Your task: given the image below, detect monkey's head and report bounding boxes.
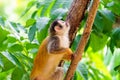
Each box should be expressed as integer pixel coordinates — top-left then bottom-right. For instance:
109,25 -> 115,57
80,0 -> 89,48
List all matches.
49,20 -> 70,36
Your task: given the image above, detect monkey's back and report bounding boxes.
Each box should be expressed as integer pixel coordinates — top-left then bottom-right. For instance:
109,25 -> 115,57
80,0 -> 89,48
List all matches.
30,37 -> 64,80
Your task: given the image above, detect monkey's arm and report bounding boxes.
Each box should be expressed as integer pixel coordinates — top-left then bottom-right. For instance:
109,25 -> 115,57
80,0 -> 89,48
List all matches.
62,48 -> 73,61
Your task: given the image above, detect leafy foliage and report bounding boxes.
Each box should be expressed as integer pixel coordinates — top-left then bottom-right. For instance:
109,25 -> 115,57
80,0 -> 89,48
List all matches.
0,0 -> 120,80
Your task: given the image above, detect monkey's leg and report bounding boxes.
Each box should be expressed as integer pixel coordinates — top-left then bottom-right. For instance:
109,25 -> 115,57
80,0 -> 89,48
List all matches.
49,67 -> 64,80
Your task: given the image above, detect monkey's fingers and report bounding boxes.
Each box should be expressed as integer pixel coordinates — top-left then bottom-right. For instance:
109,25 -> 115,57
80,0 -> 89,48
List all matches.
63,53 -> 73,61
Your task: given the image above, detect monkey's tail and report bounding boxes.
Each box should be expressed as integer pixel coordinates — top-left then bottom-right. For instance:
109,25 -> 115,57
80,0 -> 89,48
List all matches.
50,67 -> 64,80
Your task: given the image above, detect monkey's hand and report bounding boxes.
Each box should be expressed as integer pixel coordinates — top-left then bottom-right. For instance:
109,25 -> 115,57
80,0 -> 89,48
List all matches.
62,48 -> 73,61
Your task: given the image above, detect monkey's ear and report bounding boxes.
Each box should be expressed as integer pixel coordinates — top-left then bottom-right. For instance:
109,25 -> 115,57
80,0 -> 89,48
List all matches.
54,26 -> 61,32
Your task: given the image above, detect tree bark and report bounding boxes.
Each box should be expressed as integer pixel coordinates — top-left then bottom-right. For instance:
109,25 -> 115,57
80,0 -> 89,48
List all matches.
66,0 -> 90,43
64,0 -> 100,80
59,0 -> 89,67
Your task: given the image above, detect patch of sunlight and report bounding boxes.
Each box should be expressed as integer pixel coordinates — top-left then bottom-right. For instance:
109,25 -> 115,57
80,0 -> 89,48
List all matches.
87,47 -> 112,79
0,0 -> 29,22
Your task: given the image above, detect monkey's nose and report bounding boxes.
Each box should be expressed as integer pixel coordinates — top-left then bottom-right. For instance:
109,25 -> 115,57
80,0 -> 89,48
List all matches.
65,22 -> 68,27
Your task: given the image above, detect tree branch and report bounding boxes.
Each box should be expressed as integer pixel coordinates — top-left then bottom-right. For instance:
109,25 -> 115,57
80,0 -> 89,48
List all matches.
64,0 -> 100,80
59,0 -> 89,67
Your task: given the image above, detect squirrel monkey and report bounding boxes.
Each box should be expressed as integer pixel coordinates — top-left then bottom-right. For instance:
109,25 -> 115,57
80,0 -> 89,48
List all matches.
30,20 -> 73,80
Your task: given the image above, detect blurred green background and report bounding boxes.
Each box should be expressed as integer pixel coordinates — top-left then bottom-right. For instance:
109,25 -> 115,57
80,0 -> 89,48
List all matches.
0,0 -> 120,80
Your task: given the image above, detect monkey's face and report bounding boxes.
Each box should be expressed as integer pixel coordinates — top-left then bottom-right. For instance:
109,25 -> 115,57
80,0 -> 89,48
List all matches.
49,20 -> 70,35
55,20 -> 70,35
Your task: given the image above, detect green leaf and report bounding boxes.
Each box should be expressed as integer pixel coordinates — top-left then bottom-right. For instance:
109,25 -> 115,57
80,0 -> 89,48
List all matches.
73,71 -> 83,80
94,12 -> 104,32
31,10 -> 37,18
25,18 -> 36,27
71,34 -> 81,51
50,0 -> 64,13
112,28 -> 120,48
0,54 -> 4,68
8,44 -> 23,52
20,1 -> 36,17
10,22 -> 19,32
51,8 -> 68,20
99,10 -> 115,33
36,17 -> 50,31
90,32 -> 108,52
40,0 -> 53,16
14,52 -> 33,70
1,52 -> 22,69
77,63 -> 88,80
0,69 -> 14,80
99,9 -> 115,23
21,73 -> 30,80
62,0 -> 72,8
28,24 -> 37,42
114,65 -> 120,72
37,25 -> 48,43
110,28 -> 120,52
0,43 -> 8,52
0,27 -> 9,43
11,67 -> 24,80
106,0 -> 120,15
110,37 -> 115,53
7,36 -> 17,43
0,53 -> 15,71
36,1 -> 45,8
8,23 -> 26,39
93,9 -> 115,33
103,18 -> 113,33
36,18 -> 50,43
25,42 -> 39,50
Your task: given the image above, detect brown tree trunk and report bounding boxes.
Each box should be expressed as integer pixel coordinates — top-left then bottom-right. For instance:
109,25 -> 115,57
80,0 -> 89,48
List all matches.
59,0 -> 89,67
64,0 -> 100,80
66,0 -> 90,43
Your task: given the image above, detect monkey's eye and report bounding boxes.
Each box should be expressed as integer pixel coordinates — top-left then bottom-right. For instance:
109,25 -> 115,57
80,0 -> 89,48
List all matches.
59,25 -> 62,28
56,24 -> 62,28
